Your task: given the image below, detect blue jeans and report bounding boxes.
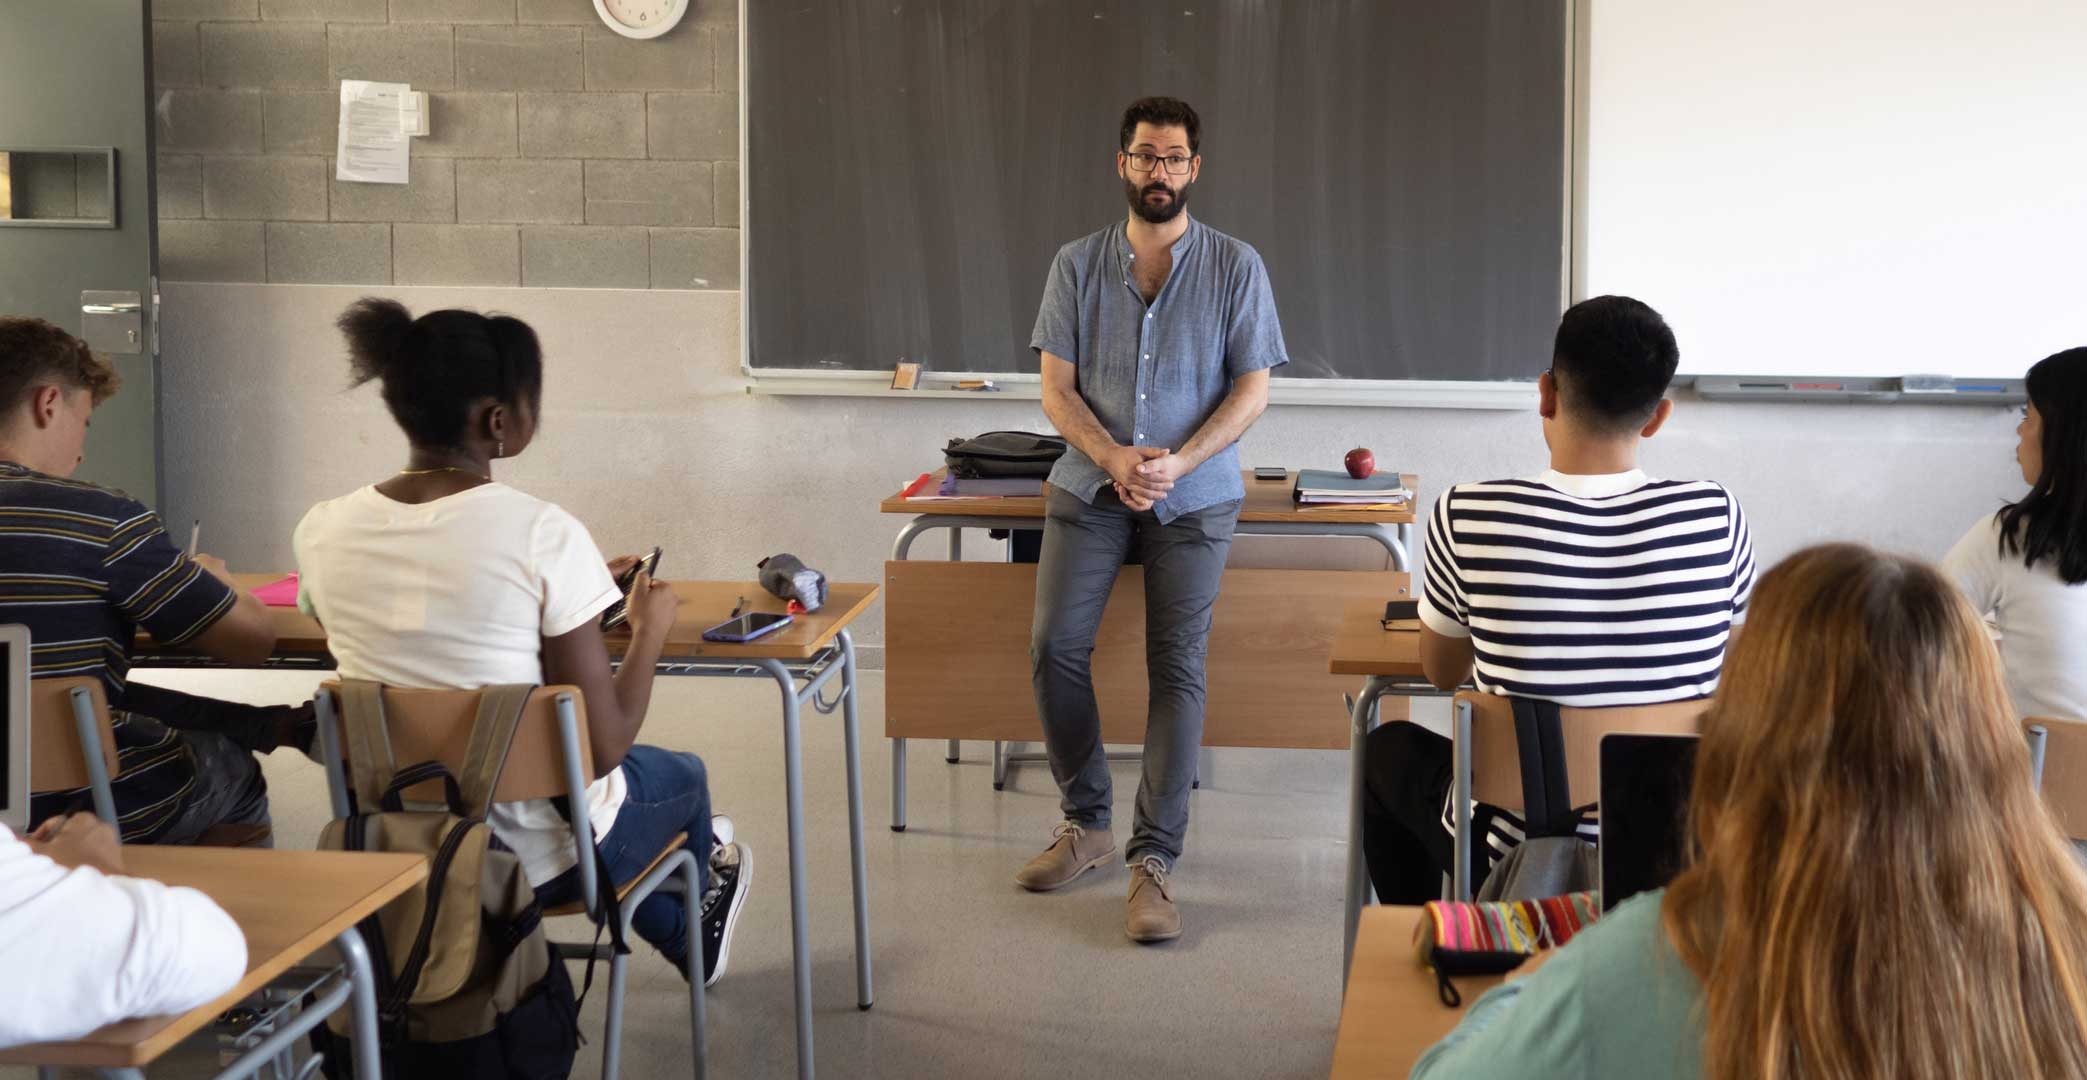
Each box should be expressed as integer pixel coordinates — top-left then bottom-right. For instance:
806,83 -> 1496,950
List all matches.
534,745 -> 712,965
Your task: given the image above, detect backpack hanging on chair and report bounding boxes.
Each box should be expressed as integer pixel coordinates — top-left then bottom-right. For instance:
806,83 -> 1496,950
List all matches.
312,680 -> 580,1080
1474,698 -> 1599,902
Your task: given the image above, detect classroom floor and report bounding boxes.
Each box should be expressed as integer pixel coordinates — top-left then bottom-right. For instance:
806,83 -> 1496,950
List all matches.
13,667 -> 1361,1080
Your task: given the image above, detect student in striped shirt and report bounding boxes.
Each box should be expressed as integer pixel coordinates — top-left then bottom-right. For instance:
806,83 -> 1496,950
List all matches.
0,317 -> 307,844
1362,296 -> 1755,902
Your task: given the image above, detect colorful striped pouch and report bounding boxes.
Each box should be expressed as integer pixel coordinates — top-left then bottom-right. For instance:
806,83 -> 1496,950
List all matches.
1410,893 -> 1601,1005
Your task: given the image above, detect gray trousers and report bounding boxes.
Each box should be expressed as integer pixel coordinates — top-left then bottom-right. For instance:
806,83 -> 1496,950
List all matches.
1030,484 -> 1240,868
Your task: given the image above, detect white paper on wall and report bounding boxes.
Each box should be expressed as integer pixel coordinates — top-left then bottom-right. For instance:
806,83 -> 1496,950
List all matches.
335,79 -> 411,185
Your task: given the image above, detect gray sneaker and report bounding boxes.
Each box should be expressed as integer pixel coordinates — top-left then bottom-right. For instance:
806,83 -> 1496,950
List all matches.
1014,821 -> 1117,892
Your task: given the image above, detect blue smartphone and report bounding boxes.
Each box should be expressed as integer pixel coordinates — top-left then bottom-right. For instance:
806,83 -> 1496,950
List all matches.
701,611 -> 793,643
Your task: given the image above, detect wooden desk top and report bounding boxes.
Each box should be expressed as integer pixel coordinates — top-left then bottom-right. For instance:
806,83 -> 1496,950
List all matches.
640,580 -> 881,662
879,469 -> 1417,524
171,575 -> 881,665
1328,586 -> 1428,678
0,847 -> 426,1069
1332,905 -> 1504,1079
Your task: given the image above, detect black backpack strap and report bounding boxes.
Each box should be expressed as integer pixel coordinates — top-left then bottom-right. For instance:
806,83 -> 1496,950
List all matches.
377,762 -> 465,816
1509,697 -> 1574,837
544,797 -> 634,1014
457,684 -> 535,820
340,814 -> 401,1011
379,818 -> 478,1016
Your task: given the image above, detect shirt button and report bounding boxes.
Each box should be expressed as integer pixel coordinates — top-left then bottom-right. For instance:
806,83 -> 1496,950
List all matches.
1137,433 -> 1146,440
1140,394 -> 1146,400
1146,313 -> 1153,319
1143,353 -> 1151,359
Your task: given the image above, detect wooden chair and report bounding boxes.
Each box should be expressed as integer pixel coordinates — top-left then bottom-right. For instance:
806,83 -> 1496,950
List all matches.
2025,716 -> 2087,841
314,682 -> 706,1080
27,676 -> 273,847
1449,691 -> 1707,898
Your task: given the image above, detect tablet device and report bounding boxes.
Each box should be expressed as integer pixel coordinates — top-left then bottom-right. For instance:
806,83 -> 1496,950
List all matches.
1597,732 -> 1699,912
0,624 -> 32,834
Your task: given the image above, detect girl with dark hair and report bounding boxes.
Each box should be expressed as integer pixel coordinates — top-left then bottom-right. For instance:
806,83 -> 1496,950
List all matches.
292,299 -> 752,986
1942,345 -> 2087,720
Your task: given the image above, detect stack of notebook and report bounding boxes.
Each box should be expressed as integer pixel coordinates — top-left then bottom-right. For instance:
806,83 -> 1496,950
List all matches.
1293,468 -> 1411,509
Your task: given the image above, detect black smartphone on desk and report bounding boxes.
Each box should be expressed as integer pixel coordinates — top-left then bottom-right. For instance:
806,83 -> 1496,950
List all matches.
601,546 -> 662,631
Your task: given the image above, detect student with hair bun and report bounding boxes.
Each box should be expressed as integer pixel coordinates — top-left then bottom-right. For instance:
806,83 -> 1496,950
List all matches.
294,298 -> 752,986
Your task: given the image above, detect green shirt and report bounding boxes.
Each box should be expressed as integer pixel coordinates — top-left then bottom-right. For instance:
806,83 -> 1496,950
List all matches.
1411,890 -> 1704,1079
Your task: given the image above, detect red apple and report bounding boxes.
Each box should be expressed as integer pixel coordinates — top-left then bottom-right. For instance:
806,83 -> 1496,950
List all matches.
1344,447 -> 1376,480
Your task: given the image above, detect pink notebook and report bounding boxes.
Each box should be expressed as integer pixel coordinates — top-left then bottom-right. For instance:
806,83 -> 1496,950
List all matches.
250,573 -> 300,607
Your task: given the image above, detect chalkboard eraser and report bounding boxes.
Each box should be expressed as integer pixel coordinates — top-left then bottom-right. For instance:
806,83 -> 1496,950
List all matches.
891,361 -> 922,390
1900,374 -> 1956,394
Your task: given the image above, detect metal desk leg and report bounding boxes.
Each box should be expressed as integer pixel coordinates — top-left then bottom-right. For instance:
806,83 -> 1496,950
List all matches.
891,737 -> 908,832
838,631 -> 874,1010
760,660 -> 817,1080
1344,678 -> 1390,988
946,739 -> 960,763
335,924 -> 382,1080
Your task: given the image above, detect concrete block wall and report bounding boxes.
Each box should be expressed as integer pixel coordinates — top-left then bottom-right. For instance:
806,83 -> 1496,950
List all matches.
151,0 -> 740,288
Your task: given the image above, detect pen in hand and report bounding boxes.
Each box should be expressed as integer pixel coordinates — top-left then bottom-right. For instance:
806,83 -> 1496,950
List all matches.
729,595 -> 746,619
187,520 -> 201,559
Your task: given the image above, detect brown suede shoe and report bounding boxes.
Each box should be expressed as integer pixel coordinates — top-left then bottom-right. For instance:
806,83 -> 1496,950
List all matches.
1126,856 -> 1181,943
1014,821 -> 1117,892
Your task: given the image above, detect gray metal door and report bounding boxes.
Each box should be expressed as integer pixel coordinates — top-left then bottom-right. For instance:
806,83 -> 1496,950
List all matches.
0,1 -> 159,505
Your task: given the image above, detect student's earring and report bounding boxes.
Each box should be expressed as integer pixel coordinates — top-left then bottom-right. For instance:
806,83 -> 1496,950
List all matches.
495,439 -> 505,459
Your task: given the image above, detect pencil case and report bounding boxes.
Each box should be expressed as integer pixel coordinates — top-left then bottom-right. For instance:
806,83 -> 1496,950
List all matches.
1411,893 -> 1600,1005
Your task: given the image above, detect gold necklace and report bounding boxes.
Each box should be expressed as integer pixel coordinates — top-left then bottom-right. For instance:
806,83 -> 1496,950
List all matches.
397,465 -> 490,481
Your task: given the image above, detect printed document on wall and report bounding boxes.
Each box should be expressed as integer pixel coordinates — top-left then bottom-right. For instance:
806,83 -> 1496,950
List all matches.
335,80 -> 411,185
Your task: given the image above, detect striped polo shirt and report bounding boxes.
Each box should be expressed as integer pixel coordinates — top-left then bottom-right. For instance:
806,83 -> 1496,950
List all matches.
0,463 -> 238,839
1420,469 -> 1754,707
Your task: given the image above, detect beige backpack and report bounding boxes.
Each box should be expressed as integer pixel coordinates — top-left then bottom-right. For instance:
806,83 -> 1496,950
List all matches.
314,681 -> 579,1079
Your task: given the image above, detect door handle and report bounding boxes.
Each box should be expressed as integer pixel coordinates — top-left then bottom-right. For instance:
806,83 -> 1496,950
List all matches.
82,302 -> 142,314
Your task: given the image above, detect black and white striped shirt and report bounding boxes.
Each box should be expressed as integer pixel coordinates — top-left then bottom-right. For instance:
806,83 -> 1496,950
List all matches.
1420,470 -> 1755,708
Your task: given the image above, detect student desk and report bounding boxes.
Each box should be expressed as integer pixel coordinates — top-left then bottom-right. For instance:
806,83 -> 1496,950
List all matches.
138,577 -> 883,1080
1332,905 -> 1505,1079
1329,597 -> 1461,983
879,471 -> 1416,831
0,847 -> 424,1080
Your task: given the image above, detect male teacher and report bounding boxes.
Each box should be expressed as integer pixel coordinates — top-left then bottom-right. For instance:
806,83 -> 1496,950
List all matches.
1018,96 -> 1288,943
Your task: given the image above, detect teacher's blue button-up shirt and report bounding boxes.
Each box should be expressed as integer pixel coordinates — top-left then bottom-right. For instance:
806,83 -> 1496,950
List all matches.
1029,216 -> 1289,523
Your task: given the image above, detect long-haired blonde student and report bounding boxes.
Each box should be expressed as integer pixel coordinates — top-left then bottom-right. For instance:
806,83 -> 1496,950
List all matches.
1412,543 -> 2087,1079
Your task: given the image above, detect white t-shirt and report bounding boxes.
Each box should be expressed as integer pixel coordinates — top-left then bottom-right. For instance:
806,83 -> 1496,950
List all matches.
1942,511 -> 2087,721
0,824 -> 246,1048
294,483 -> 626,886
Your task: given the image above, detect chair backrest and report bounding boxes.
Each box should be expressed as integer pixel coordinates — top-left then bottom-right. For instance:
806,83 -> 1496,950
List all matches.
27,676 -> 118,795
318,681 -> 594,807
1458,691 -> 1707,812
2027,716 -> 2087,841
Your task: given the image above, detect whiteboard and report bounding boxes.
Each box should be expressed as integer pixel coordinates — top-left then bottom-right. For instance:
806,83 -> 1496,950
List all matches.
1586,0 -> 2087,379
